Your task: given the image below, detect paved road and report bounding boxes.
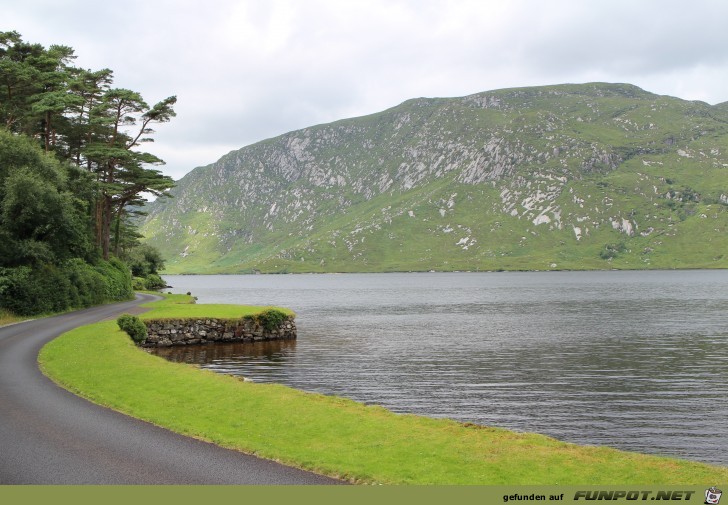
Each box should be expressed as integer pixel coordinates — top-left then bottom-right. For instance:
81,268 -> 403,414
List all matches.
0,294 -> 342,484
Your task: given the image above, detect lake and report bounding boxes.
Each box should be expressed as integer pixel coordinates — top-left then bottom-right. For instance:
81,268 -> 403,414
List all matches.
156,270 -> 728,465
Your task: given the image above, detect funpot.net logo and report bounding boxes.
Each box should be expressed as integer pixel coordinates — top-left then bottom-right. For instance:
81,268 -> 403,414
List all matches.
705,487 -> 722,505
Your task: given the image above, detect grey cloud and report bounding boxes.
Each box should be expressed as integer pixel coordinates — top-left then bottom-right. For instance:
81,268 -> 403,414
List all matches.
5,0 -> 728,181
509,0 -> 728,76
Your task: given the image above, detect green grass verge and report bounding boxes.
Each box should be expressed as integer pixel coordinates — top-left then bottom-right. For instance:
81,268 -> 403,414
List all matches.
138,293 -> 294,321
39,294 -> 728,484
0,308 -> 24,326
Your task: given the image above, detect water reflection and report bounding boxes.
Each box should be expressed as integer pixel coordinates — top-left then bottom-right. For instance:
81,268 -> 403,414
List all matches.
152,340 -> 297,377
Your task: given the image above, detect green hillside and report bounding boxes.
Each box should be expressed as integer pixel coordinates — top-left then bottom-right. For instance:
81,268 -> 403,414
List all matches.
141,83 -> 728,273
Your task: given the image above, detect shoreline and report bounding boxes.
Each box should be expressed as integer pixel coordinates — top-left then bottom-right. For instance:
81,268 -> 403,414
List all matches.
162,266 -> 728,275
38,293 -> 728,484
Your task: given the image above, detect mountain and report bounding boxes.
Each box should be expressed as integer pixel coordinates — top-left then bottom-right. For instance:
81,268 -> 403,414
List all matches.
140,83 -> 728,273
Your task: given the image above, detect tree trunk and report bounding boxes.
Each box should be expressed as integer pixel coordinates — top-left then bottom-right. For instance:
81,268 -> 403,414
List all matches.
113,203 -> 124,257
95,197 -> 104,252
101,195 -> 112,260
100,161 -> 116,260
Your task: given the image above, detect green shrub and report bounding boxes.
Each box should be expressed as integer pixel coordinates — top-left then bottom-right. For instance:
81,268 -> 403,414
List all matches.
123,244 -> 166,277
95,257 -> 133,301
131,273 -> 167,291
144,273 -> 166,290
132,276 -> 147,290
599,242 -> 627,261
0,259 -> 133,316
0,264 -> 74,315
66,258 -> 107,308
253,308 -> 288,330
117,314 -> 147,343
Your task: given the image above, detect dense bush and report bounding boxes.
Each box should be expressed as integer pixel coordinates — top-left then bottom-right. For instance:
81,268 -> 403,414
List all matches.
143,273 -> 166,290
65,258 -> 107,308
95,257 -> 133,301
123,244 -> 166,277
0,130 -> 97,267
0,265 -> 70,315
0,33 -> 172,318
253,308 -> 289,331
599,242 -> 627,261
0,258 -> 133,316
117,314 -> 147,343
132,273 -> 167,291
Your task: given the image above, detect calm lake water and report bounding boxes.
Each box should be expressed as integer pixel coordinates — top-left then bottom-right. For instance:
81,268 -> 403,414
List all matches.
156,271 -> 728,465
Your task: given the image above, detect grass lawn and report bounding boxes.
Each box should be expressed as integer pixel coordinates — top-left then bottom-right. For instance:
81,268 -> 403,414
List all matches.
38,294 -> 728,485
139,294 -> 294,321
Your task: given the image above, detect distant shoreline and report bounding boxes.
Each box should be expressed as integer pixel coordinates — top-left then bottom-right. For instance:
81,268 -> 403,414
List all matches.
163,266 -> 728,275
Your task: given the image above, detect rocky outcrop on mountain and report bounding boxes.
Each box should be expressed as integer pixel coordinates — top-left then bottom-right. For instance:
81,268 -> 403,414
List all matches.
141,83 -> 728,273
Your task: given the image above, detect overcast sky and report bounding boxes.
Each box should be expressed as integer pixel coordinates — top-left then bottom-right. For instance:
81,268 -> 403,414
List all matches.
5,0 -> 728,180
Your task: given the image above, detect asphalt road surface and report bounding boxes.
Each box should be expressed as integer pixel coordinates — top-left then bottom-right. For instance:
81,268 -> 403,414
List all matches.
0,294 -> 342,484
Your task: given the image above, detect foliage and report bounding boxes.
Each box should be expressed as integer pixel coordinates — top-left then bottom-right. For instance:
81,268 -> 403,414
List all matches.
65,258 -> 107,307
0,258 -> 129,316
0,126 -> 63,189
123,241 -> 167,291
248,308 -> 289,330
599,242 -> 627,260
116,313 -> 147,343
122,243 -> 165,277
0,307 -> 21,326
0,30 -> 178,316
0,31 -> 176,260
142,273 -> 166,290
0,265 -> 71,315
132,273 -> 166,291
94,257 -> 133,301
0,130 -> 95,266
0,128 -> 134,316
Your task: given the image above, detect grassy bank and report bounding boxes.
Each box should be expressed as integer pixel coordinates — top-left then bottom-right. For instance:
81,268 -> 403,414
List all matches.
136,294 -> 294,321
39,294 -> 728,484
0,308 -> 24,326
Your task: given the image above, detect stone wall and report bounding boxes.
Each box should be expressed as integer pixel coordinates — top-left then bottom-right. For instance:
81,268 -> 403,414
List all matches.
141,316 -> 296,347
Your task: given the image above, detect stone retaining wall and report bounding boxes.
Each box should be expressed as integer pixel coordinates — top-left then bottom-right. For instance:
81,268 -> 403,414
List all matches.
140,316 -> 297,347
